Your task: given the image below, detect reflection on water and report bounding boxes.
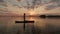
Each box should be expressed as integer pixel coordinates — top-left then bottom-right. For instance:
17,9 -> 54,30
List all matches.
0,17 -> 60,34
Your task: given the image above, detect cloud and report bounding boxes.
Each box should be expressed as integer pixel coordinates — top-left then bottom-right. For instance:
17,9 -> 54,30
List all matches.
0,0 -> 60,14
17,0 -> 21,2
0,0 -> 4,2
44,0 -> 60,10
50,0 -> 60,6
50,0 -> 59,2
45,3 -> 58,10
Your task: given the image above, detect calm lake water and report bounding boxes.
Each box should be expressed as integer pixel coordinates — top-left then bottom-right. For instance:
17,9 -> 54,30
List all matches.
0,17 -> 60,34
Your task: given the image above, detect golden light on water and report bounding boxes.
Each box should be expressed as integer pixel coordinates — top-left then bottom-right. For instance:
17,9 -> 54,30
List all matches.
29,17 -> 34,20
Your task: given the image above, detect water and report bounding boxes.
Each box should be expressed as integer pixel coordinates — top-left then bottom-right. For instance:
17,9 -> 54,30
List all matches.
0,17 -> 60,34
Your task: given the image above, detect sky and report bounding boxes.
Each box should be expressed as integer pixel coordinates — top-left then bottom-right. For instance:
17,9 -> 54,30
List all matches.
0,0 -> 60,15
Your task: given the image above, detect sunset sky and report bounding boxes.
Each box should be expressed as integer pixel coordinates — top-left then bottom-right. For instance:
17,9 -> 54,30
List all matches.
0,0 -> 60,15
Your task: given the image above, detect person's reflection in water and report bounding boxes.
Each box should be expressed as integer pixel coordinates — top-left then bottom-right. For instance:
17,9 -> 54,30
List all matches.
16,17 -> 42,34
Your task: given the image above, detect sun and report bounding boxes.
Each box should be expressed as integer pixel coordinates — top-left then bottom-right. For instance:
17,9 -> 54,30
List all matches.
29,12 -> 35,15
28,9 -> 36,15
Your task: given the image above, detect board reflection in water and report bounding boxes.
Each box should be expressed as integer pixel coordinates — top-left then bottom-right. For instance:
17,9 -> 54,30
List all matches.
0,17 -> 60,34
